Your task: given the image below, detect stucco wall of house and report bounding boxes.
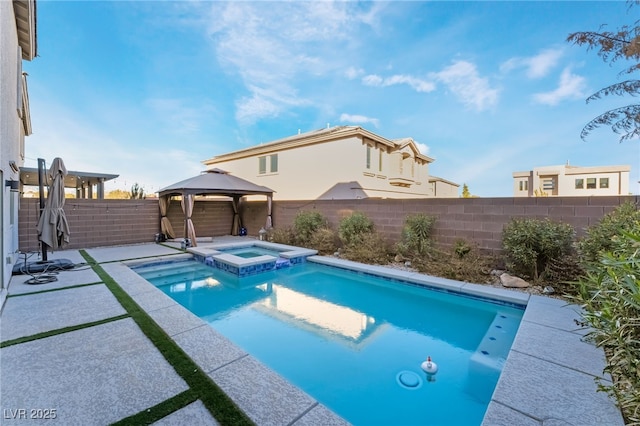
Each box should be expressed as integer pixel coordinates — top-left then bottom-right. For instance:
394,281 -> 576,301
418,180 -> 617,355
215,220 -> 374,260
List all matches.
1,2 -> 24,290
210,136 -> 431,200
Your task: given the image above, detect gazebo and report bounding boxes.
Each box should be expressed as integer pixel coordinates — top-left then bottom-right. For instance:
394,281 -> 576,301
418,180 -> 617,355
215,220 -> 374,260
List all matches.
157,169 -> 274,247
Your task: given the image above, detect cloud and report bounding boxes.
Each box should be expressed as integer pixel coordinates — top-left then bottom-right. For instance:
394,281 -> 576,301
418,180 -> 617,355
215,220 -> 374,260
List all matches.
501,48 -> 563,79
339,113 -> 379,128
362,73 -> 435,93
204,2 -> 384,123
415,142 -> 429,154
431,61 -> 499,111
532,67 -> 587,105
345,67 -> 364,80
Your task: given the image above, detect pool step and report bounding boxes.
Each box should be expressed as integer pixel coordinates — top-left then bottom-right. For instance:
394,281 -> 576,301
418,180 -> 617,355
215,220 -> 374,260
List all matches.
134,261 -> 213,281
470,311 -> 521,374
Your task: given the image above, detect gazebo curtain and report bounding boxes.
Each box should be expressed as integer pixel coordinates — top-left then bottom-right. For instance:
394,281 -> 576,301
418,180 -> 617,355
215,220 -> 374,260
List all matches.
266,195 -> 273,228
231,195 -> 241,236
159,195 -> 176,239
181,194 -> 197,247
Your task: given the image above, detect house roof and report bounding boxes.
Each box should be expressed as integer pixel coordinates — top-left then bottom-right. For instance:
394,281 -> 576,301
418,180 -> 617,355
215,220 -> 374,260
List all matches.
428,176 -> 460,187
13,0 -> 37,60
203,126 -> 434,165
158,169 -> 274,197
20,167 -> 118,190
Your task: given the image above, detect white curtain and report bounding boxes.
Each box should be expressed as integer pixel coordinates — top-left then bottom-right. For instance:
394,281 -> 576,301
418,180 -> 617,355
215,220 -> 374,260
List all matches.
231,196 -> 240,236
159,195 -> 176,239
266,194 -> 273,228
181,194 -> 197,247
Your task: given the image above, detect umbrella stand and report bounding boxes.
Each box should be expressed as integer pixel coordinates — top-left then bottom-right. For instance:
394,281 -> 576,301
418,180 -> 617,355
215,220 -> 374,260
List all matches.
37,158 -> 48,261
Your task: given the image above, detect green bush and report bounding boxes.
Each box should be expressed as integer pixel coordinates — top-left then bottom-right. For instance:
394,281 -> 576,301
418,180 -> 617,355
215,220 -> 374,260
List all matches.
502,218 -> 575,281
338,212 -> 375,246
397,213 -> 436,256
577,202 -> 640,263
268,227 -> 295,245
293,210 -> 328,245
573,227 -> 640,425
340,232 -> 391,264
308,228 -> 339,255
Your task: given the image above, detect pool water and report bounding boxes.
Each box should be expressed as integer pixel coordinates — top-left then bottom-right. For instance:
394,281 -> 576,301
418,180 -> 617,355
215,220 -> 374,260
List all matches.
133,258 -> 524,425
220,247 -> 283,258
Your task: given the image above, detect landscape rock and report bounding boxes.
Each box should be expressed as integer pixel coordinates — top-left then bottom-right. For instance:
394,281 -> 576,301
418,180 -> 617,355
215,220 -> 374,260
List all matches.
490,269 -> 506,277
543,286 -> 555,295
500,273 -> 530,288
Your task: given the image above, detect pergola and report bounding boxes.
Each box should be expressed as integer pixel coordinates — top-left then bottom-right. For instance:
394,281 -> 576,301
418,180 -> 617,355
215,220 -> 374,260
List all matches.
157,169 -> 274,247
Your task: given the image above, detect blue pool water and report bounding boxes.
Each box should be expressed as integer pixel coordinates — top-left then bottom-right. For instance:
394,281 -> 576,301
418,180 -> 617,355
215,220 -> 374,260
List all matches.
220,246 -> 283,258
133,258 -> 524,425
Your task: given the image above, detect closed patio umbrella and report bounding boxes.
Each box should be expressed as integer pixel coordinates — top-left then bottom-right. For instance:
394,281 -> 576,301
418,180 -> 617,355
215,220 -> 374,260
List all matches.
36,157 -> 70,253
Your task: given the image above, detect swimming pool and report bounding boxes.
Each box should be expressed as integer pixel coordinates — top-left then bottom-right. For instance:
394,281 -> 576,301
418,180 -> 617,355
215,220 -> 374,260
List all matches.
220,246 -> 283,258
133,257 -> 524,425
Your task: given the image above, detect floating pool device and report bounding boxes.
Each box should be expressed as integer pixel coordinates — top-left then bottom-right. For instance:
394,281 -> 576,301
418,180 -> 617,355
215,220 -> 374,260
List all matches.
421,356 -> 438,382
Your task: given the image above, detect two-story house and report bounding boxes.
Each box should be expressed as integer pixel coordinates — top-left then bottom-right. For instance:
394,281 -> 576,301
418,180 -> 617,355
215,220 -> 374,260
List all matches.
1,0 -> 37,298
513,164 -> 631,197
203,126 -> 459,200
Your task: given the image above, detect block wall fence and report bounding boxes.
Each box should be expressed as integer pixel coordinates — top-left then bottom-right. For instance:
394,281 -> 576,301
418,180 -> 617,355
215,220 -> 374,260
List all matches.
18,196 -> 639,255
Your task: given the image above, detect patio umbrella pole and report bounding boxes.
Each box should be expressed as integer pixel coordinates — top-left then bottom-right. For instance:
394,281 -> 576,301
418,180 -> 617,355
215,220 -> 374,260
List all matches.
37,158 -> 48,261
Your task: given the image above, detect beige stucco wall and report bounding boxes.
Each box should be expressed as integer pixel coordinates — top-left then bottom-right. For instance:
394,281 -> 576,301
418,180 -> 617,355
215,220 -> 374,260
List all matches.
210,136 -> 432,200
1,2 -> 25,290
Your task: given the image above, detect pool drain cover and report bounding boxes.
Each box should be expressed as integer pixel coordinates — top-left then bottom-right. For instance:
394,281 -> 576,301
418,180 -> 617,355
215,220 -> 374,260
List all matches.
396,371 -> 422,389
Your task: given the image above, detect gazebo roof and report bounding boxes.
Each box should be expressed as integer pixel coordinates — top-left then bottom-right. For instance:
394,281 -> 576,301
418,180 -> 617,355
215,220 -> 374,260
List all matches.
157,169 -> 274,197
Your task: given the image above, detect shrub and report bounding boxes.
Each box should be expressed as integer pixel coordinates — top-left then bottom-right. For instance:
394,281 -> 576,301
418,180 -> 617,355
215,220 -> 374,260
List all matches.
268,227 -> 295,245
293,210 -> 328,245
308,228 -> 339,255
502,218 -> 575,281
454,239 -> 472,259
338,212 -> 375,246
397,213 -> 436,256
572,228 -> 640,424
340,232 -> 391,264
577,201 -> 640,263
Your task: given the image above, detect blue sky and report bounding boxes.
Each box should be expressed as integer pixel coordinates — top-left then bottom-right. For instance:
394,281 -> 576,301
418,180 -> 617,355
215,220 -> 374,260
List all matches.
23,1 -> 640,197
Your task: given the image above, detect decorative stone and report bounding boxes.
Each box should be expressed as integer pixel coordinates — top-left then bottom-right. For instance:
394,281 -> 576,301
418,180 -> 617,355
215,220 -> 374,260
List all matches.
404,261 -> 412,267
394,254 -> 405,262
500,273 -> 530,288
491,269 -> 506,277
543,286 -> 555,295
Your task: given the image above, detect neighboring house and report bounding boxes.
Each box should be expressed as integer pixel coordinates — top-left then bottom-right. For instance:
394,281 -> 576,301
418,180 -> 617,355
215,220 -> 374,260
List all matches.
428,176 -> 460,198
1,0 -> 37,298
203,126 -> 459,200
513,164 -> 631,197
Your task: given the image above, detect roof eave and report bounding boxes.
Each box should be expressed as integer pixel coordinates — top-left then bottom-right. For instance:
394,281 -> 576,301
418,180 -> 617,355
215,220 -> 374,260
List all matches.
203,126 -> 397,165
13,0 -> 37,61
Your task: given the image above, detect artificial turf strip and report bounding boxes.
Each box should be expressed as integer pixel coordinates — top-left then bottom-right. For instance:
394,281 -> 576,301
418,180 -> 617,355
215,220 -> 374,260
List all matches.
111,389 -> 198,426
0,314 -> 130,348
79,251 -> 254,426
7,281 -> 103,297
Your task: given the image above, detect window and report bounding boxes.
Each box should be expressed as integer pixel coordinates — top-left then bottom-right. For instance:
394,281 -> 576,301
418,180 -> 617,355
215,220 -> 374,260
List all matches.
519,180 -> 528,191
258,154 -> 278,174
258,156 -> 267,174
586,178 -> 596,189
378,149 -> 383,172
366,146 -> 371,169
542,179 -> 554,190
599,178 -> 609,189
575,179 -> 584,189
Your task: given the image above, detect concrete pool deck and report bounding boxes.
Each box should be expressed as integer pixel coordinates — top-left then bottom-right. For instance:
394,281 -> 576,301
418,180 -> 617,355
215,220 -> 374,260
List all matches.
0,240 -> 624,425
